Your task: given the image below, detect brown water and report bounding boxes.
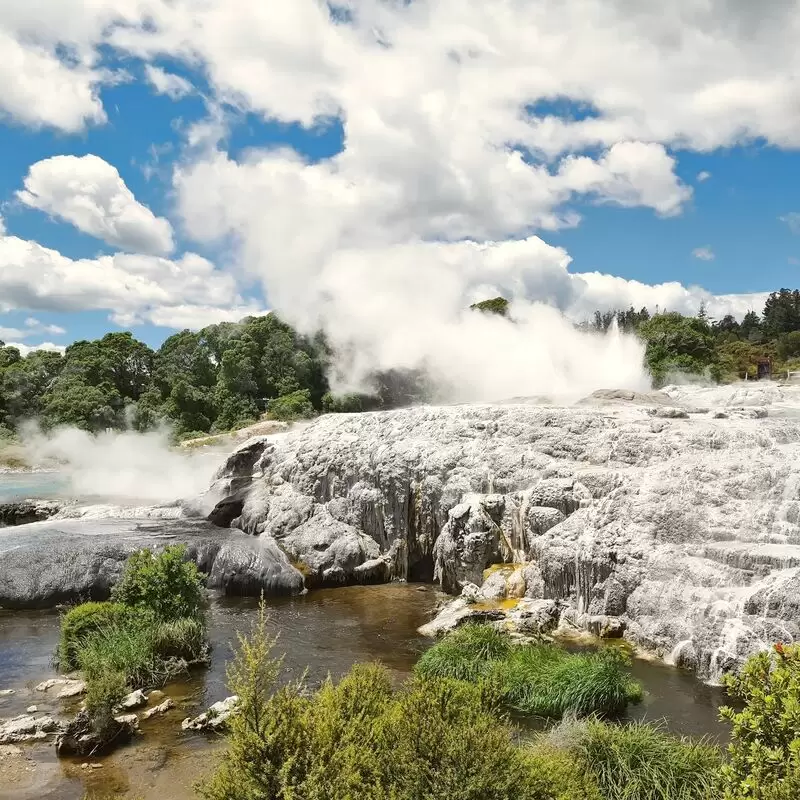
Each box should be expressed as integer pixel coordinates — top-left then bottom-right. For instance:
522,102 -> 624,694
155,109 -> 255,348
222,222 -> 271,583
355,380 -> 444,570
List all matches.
0,584 -> 728,800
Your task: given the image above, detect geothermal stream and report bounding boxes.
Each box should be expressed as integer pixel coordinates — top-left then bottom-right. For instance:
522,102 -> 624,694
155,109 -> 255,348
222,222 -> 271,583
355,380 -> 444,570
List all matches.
5,382 -> 800,797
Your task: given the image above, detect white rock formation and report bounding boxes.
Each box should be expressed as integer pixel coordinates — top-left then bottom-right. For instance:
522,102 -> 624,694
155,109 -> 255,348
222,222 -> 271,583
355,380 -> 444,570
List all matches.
209,383 -> 800,682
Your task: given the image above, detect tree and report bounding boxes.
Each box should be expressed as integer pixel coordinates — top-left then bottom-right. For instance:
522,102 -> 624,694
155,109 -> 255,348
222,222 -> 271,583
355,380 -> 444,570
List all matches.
638,312 -> 717,384
740,310 -> 763,341
720,643 -> 800,799
470,297 -> 510,317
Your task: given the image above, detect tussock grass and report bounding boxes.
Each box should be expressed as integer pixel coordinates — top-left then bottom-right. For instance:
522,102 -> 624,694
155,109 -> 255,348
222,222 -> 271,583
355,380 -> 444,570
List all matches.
500,645 -> 643,717
78,614 -> 208,690
557,717 -> 722,800
415,623 -> 512,682
415,623 -> 642,718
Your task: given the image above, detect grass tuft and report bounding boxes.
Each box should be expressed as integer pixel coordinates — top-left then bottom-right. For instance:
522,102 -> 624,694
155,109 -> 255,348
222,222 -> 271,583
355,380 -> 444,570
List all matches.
560,717 -> 722,800
416,623 -> 642,718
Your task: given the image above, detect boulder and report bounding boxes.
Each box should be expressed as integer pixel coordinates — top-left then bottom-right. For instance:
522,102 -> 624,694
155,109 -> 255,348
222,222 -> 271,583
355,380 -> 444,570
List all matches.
181,696 -> 239,732
142,698 -> 175,720
116,690 -> 147,711
0,714 -> 64,744
0,517 -> 306,609
35,678 -> 86,699
0,500 -> 61,527
55,710 -> 136,757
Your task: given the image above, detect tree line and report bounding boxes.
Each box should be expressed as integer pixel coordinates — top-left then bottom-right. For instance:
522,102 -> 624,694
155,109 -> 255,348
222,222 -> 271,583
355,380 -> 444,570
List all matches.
3,289 -> 800,435
0,314 -> 424,437
574,288 -> 800,384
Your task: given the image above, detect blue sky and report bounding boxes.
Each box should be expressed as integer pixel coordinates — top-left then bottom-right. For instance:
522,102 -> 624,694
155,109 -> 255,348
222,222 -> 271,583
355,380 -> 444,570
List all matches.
1,1 -> 799,356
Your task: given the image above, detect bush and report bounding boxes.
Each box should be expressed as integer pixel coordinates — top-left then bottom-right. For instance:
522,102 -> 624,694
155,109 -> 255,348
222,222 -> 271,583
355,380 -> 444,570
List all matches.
84,668 -> 127,733
200,606 -> 586,800
111,544 -> 205,621
416,624 -> 642,718
267,389 -> 315,421
719,643 -> 800,800
548,717 -> 722,800
57,601 -> 134,671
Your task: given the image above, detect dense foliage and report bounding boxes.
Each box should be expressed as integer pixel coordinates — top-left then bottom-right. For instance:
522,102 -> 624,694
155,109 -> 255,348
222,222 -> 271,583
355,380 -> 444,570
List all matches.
719,642 -> 800,799
0,314 -> 435,436
199,606 -> 728,800
111,544 -> 206,621
4,290 -> 800,436
553,718 -> 722,800
59,547 -> 209,742
415,624 -> 642,718
583,290 -> 800,385
57,601 -> 135,672
200,606 -> 594,800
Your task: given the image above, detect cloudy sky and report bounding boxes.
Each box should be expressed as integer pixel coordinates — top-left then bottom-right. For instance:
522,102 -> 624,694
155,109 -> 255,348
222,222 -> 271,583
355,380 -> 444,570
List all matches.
1,0 -> 799,358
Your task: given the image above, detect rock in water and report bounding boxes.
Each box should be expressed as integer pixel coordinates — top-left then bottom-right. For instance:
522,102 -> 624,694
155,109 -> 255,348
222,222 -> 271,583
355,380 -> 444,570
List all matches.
0,714 -> 64,744
142,698 -> 175,720
208,385 -> 800,681
182,696 -> 239,732
55,710 -> 136,757
0,517 -> 305,609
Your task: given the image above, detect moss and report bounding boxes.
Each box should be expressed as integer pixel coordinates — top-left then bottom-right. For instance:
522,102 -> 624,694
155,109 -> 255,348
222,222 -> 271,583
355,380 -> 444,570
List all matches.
290,560 -> 313,579
471,598 -> 522,613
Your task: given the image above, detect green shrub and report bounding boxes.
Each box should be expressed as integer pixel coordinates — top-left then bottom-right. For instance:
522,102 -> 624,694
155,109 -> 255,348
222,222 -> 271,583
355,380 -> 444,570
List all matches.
267,389 -> 315,421
111,544 -> 205,621
719,643 -> 800,800
416,624 -> 642,718
550,717 -> 722,800
200,605 -> 586,800
84,668 -> 127,728
57,601 -> 134,671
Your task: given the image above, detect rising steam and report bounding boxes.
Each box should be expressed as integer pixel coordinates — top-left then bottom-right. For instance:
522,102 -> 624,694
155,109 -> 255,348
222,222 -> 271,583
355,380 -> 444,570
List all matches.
19,423 -> 226,506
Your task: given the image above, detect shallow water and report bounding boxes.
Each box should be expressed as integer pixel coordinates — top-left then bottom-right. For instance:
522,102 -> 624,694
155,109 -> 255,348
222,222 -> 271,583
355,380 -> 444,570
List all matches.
0,584 -> 729,799
0,472 -> 65,504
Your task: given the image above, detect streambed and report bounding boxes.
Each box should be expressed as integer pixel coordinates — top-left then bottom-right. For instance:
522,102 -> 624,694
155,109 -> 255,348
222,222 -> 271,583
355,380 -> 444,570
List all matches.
1,584 -> 728,800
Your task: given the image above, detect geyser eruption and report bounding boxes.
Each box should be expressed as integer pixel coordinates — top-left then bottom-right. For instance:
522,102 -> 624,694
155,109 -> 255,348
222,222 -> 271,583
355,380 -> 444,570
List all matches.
259,237 -> 652,402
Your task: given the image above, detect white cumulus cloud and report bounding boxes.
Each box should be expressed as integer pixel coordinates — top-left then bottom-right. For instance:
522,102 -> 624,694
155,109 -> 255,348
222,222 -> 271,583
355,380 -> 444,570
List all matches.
144,64 -> 193,99
0,233 -> 258,331
18,154 -> 175,255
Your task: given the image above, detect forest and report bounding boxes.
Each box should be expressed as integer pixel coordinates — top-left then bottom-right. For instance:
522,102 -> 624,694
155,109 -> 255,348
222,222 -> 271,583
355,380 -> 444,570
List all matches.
2,288 -> 800,436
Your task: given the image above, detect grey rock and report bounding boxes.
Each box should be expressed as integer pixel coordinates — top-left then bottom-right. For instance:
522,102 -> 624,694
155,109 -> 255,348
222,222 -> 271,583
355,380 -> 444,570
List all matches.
55,710 -> 136,757
0,517 -> 304,609
207,388 -> 800,681
142,698 -> 175,720
0,500 -> 61,527
117,690 -> 147,711
207,536 -> 305,596
35,678 -> 86,698
0,714 -> 63,744
181,696 -> 239,732
0,690 -> 15,697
